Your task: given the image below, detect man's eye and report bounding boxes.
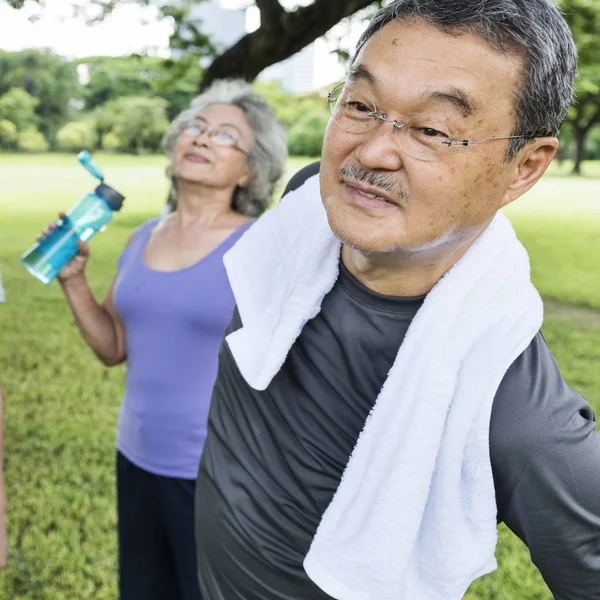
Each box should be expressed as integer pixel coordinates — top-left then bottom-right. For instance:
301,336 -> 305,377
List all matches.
348,101 -> 374,113
343,100 -> 375,115
420,127 -> 445,137
352,102 -> 372,113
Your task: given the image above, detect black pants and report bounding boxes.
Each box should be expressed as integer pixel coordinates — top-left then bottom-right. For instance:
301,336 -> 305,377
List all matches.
116,452 -> 204,600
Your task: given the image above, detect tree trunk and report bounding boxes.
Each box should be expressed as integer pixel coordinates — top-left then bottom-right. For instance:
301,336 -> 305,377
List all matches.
569,104 -> 600,176
200,0 -> 378,91
136,134 -> 145,156
572,125 -> 584,175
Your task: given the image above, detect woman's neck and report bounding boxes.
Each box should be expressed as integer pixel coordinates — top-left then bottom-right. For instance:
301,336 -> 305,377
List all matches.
174,180 -> 240,227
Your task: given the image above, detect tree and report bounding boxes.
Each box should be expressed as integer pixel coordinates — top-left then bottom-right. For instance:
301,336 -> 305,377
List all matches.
89,96 -> 168,154
568,67 -> 600,174
80,54 -> 204,120
0,50 -> 79,145
199,0 -> 382,91
288,109 -> 329,156
0,88 -> 39,131
100,96 -> 170,155
559,0 -> 600,174
56,121 -> 98,152
4,1 -> 381,91
0,120 -> 18,149
17,128 -> 48,152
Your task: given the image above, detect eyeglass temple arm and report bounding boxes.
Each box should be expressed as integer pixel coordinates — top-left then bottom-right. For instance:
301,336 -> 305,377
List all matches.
446,134 -> 533,147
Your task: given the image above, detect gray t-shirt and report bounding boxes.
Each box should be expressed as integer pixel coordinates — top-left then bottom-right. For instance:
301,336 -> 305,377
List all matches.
196,165 -> 600,599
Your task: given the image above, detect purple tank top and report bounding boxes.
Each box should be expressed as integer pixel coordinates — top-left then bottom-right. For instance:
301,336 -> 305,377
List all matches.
113,217 -> 253,478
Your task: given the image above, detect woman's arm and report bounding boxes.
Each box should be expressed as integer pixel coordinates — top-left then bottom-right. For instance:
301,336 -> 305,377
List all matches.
60,269 -> 126,367
38,216 -> 137,367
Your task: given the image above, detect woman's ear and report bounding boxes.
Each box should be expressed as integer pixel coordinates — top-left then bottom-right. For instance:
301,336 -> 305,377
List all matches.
237,164 -> 252,189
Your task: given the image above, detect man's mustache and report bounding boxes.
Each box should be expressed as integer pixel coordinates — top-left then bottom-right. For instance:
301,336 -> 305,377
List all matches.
338,164 -> 408,201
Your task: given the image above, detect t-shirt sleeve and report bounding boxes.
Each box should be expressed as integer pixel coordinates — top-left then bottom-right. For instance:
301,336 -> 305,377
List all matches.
490,332 -> 600,599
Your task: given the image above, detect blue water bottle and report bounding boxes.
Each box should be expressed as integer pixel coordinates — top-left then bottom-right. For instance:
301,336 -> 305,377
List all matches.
21,150 -> 125,285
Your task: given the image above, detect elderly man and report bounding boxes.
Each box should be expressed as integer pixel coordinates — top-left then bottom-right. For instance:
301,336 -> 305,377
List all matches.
195,1 -> 600,599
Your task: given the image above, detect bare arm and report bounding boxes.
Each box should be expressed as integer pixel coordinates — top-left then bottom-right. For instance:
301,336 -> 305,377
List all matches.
0,379 -> 6,570
41,216 -> 137,367
60,269 -> 126,367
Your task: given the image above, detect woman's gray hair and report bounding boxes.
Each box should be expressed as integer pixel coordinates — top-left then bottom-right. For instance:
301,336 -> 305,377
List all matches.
162,79 -> 288,216
355,0 -> 578,161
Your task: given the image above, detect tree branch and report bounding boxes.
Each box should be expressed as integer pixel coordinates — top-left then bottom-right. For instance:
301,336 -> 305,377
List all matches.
255,0 -> 285,29
200,0 -> 378,91
582,104 -> 600,133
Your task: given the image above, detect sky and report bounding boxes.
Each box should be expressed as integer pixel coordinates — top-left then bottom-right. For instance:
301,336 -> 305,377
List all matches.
0,0 -> 367,89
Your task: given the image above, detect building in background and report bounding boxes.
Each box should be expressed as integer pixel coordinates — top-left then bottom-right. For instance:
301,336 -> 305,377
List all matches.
259,44 -> 316,95
171,0 -> 318,93
171,0 -> 246,59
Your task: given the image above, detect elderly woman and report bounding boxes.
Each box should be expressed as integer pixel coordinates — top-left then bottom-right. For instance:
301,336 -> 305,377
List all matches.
44,80 -> 287,599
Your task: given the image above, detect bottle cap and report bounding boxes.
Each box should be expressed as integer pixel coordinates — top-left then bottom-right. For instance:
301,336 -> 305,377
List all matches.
95,183 -> 125,211
78,149 -> 105,181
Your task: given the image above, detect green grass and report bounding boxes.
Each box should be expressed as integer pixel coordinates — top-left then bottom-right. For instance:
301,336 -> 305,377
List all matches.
0,153 -> 599,599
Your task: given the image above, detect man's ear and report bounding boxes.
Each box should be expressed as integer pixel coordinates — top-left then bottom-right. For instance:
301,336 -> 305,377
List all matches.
501,137 -> 558,208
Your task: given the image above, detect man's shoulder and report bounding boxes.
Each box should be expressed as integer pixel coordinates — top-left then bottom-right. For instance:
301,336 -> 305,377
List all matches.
281,161 -> 320,198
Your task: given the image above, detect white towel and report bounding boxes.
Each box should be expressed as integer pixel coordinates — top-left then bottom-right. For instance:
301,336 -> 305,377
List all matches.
223,174 -> 543,600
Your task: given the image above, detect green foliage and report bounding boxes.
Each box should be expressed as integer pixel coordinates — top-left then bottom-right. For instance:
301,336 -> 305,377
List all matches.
88,96 -> 169,154
16,128 -> 49,152
0,154 -> 599,600
253,81 -> 331,156
0,119 -> 18,149
560,0 -> 600,64
557,0 -> 600,171
153,56 -> 205,120
113,97 -> 169,154
288,110 -> 330,156
101,132 -> 121,153
0,50 -> 79,144
55,121 -> 98,152
280,94 -> 330,130
82,55 -> 164,110
163,1 -> 217,59
80,54 -> 204,120
0,88 -> 39,131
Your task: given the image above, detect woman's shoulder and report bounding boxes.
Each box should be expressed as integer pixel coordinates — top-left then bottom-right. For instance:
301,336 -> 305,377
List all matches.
126,217 -> 161,244
117,218 -> 160,270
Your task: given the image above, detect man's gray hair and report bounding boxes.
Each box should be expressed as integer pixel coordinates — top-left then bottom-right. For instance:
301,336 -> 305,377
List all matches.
355,0 -> 578,160
163,79 -> 288,216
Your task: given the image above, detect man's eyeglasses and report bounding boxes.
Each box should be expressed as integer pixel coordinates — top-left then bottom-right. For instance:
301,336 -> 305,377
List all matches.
328,82 -> 533,162
182,118 -> 249,154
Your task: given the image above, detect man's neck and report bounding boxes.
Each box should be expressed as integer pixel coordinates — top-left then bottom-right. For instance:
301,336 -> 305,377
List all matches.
340,236 -> 478,298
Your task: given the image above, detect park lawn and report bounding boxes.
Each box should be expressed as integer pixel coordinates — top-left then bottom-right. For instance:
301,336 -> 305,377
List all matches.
0,153 -> 599,599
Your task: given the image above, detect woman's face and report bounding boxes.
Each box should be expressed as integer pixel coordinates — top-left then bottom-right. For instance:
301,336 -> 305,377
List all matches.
171,103 -> 255,194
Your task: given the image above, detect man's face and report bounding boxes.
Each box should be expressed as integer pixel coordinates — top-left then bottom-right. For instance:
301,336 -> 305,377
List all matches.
320,19 -> 525,255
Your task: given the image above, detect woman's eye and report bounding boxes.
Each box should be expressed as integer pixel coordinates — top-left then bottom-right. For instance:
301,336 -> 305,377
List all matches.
216,131 -> 235,143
